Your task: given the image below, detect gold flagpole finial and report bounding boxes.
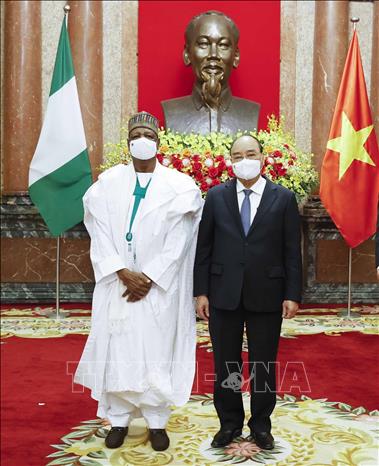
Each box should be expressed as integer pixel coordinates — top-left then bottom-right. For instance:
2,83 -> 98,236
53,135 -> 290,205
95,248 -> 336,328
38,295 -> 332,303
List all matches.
63,4 -> 71,14
350,17 -> 360,31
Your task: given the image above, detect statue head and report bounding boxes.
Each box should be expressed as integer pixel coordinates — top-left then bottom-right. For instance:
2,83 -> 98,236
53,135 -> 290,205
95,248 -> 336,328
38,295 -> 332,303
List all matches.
183,11 -> 240,108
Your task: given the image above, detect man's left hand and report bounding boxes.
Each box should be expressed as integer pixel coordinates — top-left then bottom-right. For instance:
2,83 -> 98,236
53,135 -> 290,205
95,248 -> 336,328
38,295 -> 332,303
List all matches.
121,273 -> 153,302
282,300 -> 299,319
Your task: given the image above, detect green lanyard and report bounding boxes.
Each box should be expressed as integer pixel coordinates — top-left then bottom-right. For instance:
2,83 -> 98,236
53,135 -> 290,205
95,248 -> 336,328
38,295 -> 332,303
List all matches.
125,177 -> 152,245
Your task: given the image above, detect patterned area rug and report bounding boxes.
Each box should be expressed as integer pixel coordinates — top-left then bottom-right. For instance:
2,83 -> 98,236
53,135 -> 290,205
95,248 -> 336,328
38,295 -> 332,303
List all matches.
1,305 -> 378,465
1,305 -> 378,339
46,393 -> 379,466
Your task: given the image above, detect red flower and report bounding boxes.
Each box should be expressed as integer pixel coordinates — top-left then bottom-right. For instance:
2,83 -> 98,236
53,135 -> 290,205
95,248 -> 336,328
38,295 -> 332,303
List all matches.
200,181 -> 209,192
212,179 -> 221,187
216,160 -> 227,172
288,159 -> 294,166
194,171 -> 204,182
172,158 -> 183,170
156,153 -> 164,163
192,161 -> 202,171
272,150 -> 282,158
208,167 -> 219,178
227,166 -> 235,177
284,143 -> 290,150
215,155 -> 224,162
269,169 -> 277,179
192,154 -> 200,162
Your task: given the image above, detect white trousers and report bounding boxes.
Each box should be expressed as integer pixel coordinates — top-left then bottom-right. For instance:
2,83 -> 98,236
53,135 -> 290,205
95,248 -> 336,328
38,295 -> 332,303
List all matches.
100,391 -> 171,428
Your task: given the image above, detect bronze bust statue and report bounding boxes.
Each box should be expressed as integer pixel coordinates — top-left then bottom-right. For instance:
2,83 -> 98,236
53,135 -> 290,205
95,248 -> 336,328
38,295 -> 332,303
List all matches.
161,10 -> 260,135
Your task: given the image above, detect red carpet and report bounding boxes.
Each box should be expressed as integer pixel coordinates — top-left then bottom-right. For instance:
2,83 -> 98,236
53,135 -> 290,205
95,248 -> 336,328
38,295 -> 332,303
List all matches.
1,328 -> 378,466
1,336 -> 94,466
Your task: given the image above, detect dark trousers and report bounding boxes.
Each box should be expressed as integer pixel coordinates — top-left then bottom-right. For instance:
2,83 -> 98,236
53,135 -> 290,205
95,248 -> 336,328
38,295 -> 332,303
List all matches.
209,303 -> 283,433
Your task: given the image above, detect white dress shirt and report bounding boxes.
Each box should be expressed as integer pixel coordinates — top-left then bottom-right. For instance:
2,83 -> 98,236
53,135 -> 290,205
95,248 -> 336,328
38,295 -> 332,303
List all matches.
236,176 -> 267,227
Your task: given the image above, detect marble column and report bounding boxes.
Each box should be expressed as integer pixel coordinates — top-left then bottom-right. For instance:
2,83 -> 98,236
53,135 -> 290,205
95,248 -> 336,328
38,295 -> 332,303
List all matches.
2,1 -> 42,194
67,1 -> 103,178
311,0 -> 349,173
121,1 -> 139,123
279,0 -> 297,135
371,0 -> 379,136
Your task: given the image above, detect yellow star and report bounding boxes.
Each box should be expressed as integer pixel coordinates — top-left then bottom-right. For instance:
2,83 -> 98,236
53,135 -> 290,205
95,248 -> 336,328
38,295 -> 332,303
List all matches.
327,111 -> 375,180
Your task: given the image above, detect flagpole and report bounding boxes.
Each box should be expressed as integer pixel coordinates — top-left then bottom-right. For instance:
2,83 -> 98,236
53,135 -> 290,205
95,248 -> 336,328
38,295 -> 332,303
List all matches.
47,3 -> 72,321
55,3 -> 71,320
64,3 -> 71,21
344,16 -> 359,321
351,16 -> 359,31
347,247 -> 352,318
56,236 -> 61,319
53,3 -> 71,321
47,234 -> 69,319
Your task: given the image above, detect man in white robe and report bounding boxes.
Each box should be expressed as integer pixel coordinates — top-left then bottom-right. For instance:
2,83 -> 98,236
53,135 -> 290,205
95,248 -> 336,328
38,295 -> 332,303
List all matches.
74,111 -> 202,451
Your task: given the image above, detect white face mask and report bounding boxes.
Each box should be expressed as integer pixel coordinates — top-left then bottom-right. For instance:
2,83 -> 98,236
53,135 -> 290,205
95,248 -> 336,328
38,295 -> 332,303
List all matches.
129,137 -> 157,160
232,158 -> 262,180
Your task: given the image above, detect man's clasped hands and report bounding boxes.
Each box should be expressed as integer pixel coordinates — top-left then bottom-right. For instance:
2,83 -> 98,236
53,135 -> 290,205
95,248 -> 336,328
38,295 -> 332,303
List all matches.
117,269 -> 152,302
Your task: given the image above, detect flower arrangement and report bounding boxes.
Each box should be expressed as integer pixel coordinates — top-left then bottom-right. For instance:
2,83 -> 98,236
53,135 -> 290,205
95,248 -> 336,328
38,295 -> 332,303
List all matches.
101,116 -> 318,202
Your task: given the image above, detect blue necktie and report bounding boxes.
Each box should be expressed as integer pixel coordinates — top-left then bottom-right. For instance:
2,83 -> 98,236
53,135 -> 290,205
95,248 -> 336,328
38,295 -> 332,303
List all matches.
241,189 -> 252,236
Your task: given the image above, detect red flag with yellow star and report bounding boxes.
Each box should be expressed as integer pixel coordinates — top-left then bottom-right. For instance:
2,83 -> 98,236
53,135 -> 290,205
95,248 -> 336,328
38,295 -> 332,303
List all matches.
319,30 -> 379,248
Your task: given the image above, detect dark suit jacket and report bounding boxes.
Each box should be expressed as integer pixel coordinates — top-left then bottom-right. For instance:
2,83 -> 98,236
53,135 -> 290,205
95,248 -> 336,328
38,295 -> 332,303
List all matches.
193,177 -> 303,312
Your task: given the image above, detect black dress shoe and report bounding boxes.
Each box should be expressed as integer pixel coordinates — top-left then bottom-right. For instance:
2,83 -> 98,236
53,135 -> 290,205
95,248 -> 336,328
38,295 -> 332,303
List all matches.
211,427 -> 243,448
149,429 -> 170,451
105,426 -> 128,449
247,431 -> 275,450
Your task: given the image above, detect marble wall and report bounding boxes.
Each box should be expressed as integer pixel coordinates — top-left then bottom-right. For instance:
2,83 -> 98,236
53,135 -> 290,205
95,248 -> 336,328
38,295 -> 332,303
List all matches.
280,0 -> 375,154
0,1 -> 377,303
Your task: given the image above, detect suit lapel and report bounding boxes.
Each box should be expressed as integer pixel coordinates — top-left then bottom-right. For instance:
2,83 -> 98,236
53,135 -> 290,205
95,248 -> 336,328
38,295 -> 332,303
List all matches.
247,178 -> 278,236
223,178 -> 245,237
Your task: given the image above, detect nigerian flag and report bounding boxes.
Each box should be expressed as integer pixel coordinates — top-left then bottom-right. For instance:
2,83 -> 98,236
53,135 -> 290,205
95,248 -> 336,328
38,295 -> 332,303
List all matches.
29,16 -> 92,237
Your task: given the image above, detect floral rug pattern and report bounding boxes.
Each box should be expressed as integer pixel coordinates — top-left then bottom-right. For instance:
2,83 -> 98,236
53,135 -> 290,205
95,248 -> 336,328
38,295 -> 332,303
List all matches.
46,393 -> 379,466
1,306 -> 378,340
197,313 -> 379,352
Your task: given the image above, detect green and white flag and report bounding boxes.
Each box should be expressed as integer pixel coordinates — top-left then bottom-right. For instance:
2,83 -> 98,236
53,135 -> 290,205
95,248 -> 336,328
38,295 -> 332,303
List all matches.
29,16 -> 92,237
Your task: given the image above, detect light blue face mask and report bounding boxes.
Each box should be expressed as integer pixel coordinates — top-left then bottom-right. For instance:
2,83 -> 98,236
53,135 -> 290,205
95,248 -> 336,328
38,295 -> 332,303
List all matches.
129,137 -> 157,160
233,158 -> 262,180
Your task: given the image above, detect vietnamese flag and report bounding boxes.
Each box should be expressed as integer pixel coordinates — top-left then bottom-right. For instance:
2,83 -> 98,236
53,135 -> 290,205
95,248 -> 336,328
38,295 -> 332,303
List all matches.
319,30 -> 379,248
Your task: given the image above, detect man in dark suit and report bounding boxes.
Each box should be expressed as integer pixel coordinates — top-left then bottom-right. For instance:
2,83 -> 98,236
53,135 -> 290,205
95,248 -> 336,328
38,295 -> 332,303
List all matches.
194,135 -> 302,450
